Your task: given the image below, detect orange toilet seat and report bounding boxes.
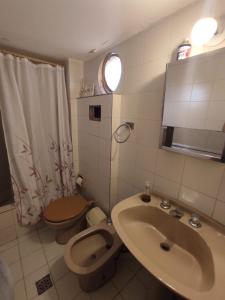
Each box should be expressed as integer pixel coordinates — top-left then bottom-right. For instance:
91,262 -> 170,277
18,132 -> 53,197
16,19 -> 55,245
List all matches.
43,195 -> 88,223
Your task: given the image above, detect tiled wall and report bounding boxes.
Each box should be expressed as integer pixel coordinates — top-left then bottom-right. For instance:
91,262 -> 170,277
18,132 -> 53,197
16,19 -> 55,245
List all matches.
76,95 -> 113,213
82,1 -> 225,225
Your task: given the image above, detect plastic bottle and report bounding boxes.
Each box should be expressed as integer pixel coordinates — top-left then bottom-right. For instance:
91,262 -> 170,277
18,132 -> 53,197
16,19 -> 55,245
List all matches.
177,39 -> 192,60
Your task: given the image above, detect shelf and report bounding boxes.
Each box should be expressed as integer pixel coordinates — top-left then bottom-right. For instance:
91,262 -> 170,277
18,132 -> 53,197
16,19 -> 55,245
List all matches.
77,93 -> 112,99
162,145 -> 222,163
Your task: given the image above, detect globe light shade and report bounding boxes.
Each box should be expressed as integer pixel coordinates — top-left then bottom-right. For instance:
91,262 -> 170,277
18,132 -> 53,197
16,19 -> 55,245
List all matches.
191,17 -> 218,47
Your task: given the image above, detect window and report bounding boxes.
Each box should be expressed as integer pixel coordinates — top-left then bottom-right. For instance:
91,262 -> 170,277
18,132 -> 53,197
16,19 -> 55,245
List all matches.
101,53 -> 122,93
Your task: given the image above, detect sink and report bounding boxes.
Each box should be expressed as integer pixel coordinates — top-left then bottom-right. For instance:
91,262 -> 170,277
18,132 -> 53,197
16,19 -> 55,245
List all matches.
111,194 -> 225,300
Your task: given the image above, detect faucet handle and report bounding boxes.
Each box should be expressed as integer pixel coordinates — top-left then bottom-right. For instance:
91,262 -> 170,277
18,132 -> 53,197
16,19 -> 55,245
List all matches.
189,214 -> 201,228
160,198 -> 171,210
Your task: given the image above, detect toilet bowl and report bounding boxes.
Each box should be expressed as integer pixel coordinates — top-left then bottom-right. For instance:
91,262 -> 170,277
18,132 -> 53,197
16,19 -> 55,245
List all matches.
64,221 -> 122,292
43,194 -> 93,244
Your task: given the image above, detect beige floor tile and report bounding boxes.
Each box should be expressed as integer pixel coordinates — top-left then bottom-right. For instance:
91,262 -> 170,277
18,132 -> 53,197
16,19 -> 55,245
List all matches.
112,295 -> 123,300
15,222 -> 37,238
112,260 -> 134,291
19,232 -> 42,257
49,255 -> 70,282
0,245 -> 20,265
39,228 -> 64,261
15,279 -> 28,300
39,227 -> 56,244
89,281 -> 118,300
121,276 -> 147,300
10,260 -> 23,283
22,248 -> 47,276
55,272 -> 81,300
0,238 -> 18,252
43,242 -> 65,261
32,286 -> 59,300
118,252 -> 141,274
136,267 -> 156,289
25,265 -> 50,299
75,292 -> 91,300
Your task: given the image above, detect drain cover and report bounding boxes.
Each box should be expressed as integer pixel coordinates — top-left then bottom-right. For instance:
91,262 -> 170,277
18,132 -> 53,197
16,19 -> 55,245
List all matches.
91,254 -> 97,260
160,242 -> 171,252
35,274 -> 53,295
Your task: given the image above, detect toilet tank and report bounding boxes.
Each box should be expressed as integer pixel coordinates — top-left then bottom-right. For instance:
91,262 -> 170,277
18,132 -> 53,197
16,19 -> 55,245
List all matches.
86,207 -> 107,227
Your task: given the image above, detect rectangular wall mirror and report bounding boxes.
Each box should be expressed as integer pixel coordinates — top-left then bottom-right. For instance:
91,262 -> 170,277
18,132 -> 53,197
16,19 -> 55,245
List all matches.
161,47 -> 225,163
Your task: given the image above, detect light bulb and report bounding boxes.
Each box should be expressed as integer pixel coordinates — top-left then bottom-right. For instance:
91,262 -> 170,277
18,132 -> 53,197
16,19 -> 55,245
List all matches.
191,17 -> 218,47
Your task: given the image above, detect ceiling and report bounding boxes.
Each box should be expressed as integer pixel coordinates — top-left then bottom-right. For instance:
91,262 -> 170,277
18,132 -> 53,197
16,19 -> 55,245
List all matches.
0,0 -> 197,61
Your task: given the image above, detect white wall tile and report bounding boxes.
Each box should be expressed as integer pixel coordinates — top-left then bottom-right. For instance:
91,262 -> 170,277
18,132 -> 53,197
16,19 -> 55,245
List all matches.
117,179 -> 137,202
83,1 -> 225,222
135,146 -> 157,173
179,186 -> 216,216
121,95 -> 139,119
213,201 -> 225,225
136,119 -> 160,148
143,18 -> 172,63
99,118 -> 112,140
132,168 -> 154,191
137,91 -> 163,121
118,141 -> 137,163
156,150 -> 185,183
154,175 -> 180,199
212,79 -> 225,101
182,158 -> 224,198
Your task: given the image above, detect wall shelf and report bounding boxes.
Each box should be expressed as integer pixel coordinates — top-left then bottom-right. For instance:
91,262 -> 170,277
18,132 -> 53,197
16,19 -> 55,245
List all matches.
77,93 -> 112,99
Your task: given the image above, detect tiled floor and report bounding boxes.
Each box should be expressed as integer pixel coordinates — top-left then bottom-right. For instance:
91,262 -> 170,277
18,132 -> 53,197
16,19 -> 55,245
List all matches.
0,223 -> 177,300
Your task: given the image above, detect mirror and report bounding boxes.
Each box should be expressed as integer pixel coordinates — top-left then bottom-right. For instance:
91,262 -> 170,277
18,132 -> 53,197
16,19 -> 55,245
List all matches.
162,47 -> 225,162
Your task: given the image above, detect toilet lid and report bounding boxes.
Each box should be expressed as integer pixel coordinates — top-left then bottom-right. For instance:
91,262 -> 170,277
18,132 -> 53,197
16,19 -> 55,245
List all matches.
43,195 -> 88,222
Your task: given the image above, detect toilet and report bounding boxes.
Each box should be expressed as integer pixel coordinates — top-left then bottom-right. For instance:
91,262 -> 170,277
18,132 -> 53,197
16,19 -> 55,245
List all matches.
64,221 -> 122,292
43,194 -> 93,244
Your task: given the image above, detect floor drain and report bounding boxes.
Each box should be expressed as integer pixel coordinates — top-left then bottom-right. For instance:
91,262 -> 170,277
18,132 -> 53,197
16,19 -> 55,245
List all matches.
35,274 -> 53,295
160,242 -> 171,252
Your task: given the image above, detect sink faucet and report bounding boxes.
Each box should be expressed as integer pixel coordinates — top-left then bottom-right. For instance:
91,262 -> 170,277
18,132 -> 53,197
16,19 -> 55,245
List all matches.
160,199 -> 171,210
169,208 -> 184,219
189,214 -> 202,228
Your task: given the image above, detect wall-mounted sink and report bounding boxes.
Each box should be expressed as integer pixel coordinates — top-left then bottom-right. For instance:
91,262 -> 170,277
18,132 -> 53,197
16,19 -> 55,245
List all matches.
111,194 -> 225,300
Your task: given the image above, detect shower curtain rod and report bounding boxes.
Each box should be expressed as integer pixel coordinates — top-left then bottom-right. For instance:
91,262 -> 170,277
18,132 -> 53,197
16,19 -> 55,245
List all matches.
0,48 -> 63,67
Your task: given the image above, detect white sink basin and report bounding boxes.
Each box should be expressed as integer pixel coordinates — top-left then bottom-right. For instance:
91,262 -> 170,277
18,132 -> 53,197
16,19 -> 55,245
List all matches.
111,194 -> 225,300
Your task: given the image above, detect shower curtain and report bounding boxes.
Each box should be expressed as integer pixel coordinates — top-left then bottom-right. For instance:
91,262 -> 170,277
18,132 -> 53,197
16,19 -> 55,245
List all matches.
0,53 -> 76,225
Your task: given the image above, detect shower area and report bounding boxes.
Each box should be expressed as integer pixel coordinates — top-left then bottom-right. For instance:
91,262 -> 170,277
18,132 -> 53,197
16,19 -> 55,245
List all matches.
0,52 -> 75,225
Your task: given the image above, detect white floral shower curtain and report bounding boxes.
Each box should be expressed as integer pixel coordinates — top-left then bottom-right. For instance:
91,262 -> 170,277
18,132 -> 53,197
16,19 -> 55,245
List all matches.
0,53 -> 76,225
